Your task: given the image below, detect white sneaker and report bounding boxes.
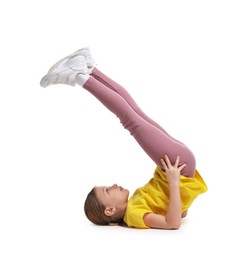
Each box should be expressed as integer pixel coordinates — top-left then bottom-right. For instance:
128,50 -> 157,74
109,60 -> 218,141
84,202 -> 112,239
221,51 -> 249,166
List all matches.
72,47 -> 95,72
40,51 -> 88,88
47,47 -> 94,74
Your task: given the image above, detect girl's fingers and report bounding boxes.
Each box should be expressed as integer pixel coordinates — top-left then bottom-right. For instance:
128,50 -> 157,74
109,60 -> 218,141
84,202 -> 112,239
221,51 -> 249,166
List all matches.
161,155 -> 186,172
164,154 -> 171,167
179,163 -> 186,171
160,158 -> 166,169
174,155 -> 180,167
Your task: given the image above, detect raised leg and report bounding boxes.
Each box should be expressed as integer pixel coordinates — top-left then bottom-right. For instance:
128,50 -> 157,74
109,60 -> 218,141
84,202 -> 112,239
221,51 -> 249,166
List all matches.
91,68 -> 183,144
83,76 -> 196,177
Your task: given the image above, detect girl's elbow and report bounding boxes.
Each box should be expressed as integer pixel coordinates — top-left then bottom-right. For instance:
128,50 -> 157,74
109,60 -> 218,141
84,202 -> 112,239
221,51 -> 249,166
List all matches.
171,224 -> 181,230
168,221 -> 181,230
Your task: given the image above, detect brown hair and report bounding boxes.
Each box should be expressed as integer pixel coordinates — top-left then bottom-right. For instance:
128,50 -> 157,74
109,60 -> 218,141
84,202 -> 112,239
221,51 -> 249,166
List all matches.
84,187 -> 124,225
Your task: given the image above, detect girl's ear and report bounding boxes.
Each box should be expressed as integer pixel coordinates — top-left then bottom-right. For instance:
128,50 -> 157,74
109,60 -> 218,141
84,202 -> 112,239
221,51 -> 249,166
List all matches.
104,207 -> 117,216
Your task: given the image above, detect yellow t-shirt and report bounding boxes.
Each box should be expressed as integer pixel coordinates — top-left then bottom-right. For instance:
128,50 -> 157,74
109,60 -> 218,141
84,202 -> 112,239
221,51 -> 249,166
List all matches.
123,166 -> 208,228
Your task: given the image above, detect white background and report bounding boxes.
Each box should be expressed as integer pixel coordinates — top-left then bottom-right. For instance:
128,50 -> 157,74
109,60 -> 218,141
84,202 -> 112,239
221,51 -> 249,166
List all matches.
0,0 -> 249,259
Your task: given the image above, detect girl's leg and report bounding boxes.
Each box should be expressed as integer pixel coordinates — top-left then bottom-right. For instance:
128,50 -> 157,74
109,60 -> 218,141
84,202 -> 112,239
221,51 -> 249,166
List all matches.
91,68 -> 183,144
83,76 -> 196,177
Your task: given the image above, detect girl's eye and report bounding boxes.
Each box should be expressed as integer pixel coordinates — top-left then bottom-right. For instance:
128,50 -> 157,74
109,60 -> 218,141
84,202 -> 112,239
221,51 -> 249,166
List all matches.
106,187 -> 110,193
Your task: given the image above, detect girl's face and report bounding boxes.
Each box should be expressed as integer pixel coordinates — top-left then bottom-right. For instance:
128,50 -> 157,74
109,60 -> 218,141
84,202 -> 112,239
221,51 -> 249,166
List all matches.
94,184 -> 129,211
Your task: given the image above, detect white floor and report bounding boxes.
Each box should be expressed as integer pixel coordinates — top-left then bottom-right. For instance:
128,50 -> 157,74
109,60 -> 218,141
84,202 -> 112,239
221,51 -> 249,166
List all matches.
1,1 -> 249,259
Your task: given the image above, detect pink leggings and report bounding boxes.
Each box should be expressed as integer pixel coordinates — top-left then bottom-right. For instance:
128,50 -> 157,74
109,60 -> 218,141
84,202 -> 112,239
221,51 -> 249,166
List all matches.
83,68 -> 196,177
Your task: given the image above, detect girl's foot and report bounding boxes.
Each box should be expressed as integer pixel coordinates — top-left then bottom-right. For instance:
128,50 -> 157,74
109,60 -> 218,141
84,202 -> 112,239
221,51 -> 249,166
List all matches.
40,51 -> 89,87
72,47 -> 95,73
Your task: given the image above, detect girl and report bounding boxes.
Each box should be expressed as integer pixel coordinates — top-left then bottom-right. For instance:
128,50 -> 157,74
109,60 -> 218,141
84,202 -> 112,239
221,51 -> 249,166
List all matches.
40,48 -> 208,230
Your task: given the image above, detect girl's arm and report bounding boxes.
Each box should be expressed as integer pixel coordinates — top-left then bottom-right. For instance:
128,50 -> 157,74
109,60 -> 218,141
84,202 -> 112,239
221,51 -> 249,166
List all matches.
143,155 -> 186,230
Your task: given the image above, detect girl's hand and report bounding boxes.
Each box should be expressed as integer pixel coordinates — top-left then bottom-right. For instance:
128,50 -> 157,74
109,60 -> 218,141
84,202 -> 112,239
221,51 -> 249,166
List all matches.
160,155 -> 186,185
